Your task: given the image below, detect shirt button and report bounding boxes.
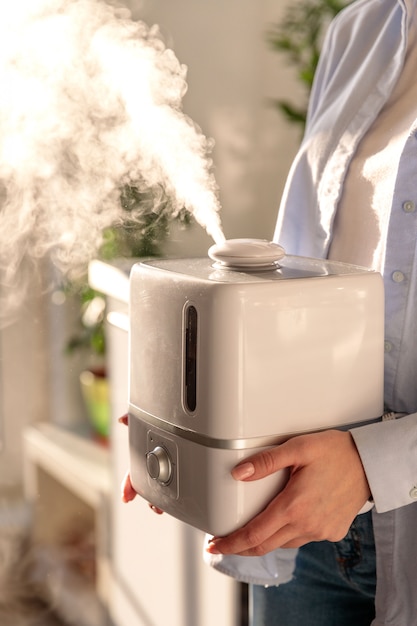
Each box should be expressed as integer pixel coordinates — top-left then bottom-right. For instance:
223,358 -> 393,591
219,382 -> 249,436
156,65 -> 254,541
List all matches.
392,271 -> 405,283
402,200 -> 415,213
384,341 -> 393,353
410,486 -> 417,500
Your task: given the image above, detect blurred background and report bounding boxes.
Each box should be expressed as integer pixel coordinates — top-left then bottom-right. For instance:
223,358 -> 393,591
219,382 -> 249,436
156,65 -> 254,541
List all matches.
0,0 -> 339,624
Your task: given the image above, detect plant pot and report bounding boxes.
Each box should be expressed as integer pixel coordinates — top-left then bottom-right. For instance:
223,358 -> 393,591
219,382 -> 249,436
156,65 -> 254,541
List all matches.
79,369 -> 110,441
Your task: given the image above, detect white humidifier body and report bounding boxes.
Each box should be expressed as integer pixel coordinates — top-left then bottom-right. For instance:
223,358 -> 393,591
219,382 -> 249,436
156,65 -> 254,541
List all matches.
128,241 -> 384,536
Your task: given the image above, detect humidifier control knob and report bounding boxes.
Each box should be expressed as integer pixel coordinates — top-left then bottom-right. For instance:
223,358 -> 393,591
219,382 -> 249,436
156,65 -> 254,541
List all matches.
146,446 -> 172,484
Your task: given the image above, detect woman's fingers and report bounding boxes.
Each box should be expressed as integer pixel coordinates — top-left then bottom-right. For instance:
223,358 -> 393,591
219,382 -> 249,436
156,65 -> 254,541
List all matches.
121,470 -> 137,502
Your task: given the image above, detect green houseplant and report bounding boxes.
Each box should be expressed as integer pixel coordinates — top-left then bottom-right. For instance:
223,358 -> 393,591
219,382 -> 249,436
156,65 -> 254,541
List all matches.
267,0 -> 352,132
66,185 -> 190,362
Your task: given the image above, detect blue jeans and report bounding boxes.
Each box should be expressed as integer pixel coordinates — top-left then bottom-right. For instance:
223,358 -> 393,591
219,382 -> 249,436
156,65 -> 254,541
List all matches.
250,512 -> 376,626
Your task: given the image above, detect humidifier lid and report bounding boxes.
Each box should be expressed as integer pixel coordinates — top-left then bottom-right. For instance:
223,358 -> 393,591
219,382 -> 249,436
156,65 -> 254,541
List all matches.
134,239 -> 376,285
208,238 -> 285,271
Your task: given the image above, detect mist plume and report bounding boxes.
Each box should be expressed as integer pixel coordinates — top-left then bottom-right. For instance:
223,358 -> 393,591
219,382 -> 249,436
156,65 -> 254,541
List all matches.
0,0 -> 224,317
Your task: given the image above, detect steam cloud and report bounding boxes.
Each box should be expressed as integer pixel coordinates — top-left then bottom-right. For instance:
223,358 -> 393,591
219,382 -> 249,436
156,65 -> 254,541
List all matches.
0,0 -> 225,316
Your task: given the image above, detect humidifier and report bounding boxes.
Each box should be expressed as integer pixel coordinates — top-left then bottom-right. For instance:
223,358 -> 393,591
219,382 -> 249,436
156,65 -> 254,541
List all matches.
128,239 -> 384,536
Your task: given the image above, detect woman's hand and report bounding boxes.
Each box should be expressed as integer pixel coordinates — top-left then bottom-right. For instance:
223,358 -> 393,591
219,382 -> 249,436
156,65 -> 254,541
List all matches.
207,430 -> 371,556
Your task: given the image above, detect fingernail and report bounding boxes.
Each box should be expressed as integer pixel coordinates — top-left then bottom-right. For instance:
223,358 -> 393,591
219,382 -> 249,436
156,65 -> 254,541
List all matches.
206,541 -> 221,555
232,462 -> 255,481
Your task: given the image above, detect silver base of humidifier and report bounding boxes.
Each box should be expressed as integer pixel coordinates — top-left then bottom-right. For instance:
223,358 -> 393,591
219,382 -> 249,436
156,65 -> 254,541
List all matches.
129,409 -> 290,536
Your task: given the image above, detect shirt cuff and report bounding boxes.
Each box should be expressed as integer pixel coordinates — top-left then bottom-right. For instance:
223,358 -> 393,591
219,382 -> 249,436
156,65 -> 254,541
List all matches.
350,412 -> 417,513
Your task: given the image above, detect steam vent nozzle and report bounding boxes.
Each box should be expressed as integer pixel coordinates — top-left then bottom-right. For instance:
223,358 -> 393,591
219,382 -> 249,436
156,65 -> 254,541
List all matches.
208,238 -> 285,271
